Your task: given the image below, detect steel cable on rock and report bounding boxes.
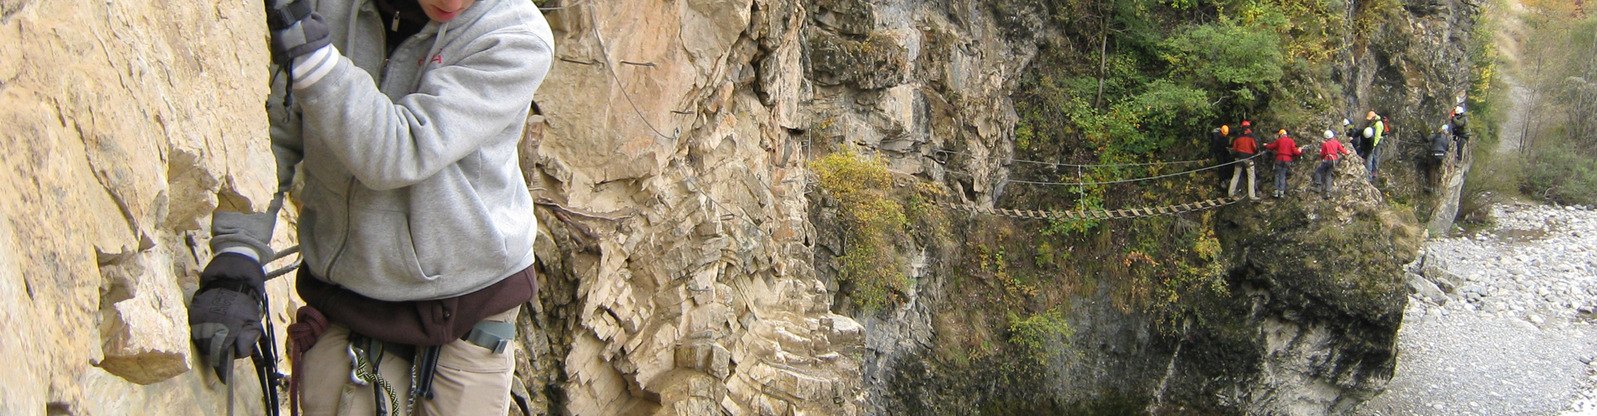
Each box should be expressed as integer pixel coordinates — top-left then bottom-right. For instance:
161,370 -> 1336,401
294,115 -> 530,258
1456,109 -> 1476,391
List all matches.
537,0 -> 592,11
584,4 -> 685,140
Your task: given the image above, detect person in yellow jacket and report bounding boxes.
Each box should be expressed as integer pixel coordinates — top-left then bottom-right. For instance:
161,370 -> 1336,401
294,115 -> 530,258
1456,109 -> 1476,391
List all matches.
1364,111 -> 1386,182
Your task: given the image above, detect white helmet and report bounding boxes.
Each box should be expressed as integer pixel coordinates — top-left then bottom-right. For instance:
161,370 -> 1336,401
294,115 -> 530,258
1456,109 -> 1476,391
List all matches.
1455,106 -> 1465,114
1442,124 -> 1450,132
1324,129 -> 1335,139
1363,127 -> 1374,138
1342,118 -> 1352,126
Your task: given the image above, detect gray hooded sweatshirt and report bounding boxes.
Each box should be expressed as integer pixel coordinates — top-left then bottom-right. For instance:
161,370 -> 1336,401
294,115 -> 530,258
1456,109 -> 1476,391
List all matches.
211,0 -> 553,301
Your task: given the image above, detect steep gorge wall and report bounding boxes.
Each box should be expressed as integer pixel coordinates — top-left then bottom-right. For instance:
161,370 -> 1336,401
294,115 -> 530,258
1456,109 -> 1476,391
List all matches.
0,0 -> 1476,414
1146,1 -> 1484,414
1340,0 -> 1482,234
519,0 -> 868,414
786,0 -> 1483,414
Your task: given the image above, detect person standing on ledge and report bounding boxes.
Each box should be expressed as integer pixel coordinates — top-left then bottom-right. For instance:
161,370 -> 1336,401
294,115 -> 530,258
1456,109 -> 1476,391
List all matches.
1312,129 -> 1351,197
1210,124 -> 1234,190
1264,129 -> 1302,198
1450,106 -> 1470,161
1228,123 -> 1260,200
1364,111 -> 1387,182
1343,118 -> 1366,162
186,0 -> 553,414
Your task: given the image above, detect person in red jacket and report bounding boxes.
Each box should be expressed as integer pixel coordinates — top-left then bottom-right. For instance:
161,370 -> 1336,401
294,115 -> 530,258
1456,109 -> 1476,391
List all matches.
1312,129 -> 1352,196
1228,126 -> 1259,200
1264,129 -> 1303,198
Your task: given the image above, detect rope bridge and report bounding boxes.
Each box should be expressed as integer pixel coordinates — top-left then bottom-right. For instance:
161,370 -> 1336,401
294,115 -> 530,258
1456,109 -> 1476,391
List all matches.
937,196 -> 1245,220
932,151 -> 1266,220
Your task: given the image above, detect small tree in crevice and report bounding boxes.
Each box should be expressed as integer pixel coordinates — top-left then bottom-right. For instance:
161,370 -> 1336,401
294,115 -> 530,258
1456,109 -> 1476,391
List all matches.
812,150 -> 911,310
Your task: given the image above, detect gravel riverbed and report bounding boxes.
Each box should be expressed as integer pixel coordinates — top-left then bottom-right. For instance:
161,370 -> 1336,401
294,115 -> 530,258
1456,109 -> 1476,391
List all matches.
1359,203 -> 1597,416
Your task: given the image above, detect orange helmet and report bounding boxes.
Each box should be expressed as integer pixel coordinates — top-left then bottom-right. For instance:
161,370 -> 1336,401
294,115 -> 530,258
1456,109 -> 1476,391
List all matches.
1220,125 -> 1230,135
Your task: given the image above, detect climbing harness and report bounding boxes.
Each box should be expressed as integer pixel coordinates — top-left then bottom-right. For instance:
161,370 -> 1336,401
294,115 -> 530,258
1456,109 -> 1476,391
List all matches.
408,345 -> 443,411
406,320 -> 517,410
338,320 -> 517,415
347,335 -> 402,416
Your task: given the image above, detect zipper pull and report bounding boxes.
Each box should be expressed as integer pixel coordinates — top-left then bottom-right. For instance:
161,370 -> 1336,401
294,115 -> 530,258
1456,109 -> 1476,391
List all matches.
391,11 -> 401,32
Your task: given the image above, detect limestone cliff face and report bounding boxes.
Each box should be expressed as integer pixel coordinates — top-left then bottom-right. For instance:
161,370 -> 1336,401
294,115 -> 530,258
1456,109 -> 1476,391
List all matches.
521,0 -> 867,414
1339,0 -> 1482,235
0,0 -> 290,414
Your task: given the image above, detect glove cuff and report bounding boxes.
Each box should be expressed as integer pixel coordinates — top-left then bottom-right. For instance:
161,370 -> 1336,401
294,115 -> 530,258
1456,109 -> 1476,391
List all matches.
198,252 -> 267,300
272,13 -> 333,65
267,0 -> 313,29
198,278 -> 264,300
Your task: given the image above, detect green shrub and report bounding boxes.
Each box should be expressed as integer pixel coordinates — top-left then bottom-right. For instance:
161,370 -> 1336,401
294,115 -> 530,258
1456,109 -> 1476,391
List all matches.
1007,309 -> 1073,365
812,150 -> 911,309
1115,216 -> 1229,330
1524,143 -> 1597,205
1159,22 -> 1285,107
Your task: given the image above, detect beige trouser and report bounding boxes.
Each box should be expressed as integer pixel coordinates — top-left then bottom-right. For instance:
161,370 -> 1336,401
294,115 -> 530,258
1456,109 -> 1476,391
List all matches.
299,307 -> 519,416
1228,160 -> 1257,199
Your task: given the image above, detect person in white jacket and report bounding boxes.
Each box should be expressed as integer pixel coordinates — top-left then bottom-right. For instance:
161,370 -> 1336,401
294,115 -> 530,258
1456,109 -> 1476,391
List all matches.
188,0 -> 553,413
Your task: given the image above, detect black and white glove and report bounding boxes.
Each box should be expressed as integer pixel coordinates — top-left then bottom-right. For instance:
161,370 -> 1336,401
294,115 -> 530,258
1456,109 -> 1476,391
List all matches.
188,252 -> 267,381
264,0 -> 331,67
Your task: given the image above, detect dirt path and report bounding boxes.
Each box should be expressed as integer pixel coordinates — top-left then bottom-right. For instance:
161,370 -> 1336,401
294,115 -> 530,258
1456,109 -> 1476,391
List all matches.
1494,0 -> 1530,154
1498,75 -> 1530,154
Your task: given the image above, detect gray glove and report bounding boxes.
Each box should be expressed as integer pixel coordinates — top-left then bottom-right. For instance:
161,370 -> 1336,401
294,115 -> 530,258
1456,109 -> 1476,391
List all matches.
265,0 -> 330,66
188,253 -> 266,381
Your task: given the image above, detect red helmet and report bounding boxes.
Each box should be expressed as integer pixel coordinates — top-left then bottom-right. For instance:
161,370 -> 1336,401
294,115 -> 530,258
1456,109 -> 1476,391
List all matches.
1241,120 -> 1251,127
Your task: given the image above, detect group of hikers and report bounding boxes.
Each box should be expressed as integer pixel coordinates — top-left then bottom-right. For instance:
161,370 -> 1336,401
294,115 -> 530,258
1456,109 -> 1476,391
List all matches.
1207,105 -> 1470,200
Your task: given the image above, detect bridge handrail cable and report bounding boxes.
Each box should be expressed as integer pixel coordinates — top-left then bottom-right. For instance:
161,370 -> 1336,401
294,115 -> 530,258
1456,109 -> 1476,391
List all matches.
942,152 -> 1266,187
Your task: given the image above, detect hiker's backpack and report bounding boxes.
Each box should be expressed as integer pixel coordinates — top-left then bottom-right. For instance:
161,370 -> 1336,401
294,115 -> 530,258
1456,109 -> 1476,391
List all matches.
1429,132 -> 1450,160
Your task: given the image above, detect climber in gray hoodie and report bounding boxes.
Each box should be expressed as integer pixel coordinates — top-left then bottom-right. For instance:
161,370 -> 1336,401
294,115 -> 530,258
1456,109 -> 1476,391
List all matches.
187,0 -> 552,413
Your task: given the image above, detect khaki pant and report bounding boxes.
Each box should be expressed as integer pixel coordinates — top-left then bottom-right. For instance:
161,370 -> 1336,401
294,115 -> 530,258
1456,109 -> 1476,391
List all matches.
1228,160 -> 1257,200
299,307 -> 519,416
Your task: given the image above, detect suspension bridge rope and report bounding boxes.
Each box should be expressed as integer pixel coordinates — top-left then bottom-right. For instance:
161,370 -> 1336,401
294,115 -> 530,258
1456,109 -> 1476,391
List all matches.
929,150 -> 1266,220
938,196 -> 1246,221
932,149 -> 1211,168
943,152 -> 1267,187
